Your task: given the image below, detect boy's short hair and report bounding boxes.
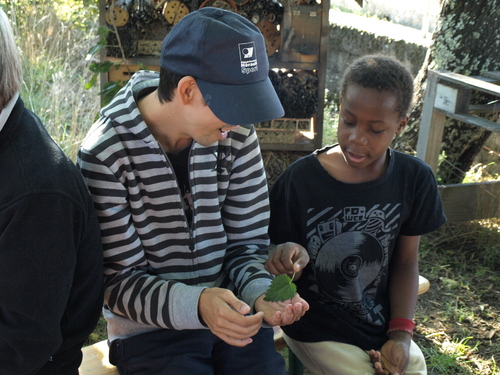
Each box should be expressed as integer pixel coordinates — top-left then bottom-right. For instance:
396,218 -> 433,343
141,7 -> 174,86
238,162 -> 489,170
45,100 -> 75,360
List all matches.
0,9 -> 23,108
340,55 -> 414,117
158,68 -> 184,103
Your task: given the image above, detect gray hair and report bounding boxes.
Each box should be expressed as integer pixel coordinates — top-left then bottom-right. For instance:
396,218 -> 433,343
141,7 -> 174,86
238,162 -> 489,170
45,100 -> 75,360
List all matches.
0,8 -> 22,108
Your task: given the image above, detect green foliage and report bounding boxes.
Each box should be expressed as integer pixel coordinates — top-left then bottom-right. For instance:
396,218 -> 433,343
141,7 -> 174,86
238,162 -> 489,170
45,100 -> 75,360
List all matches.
463,162 -> 499,183
3,0 -> 101,160
84,25 -> 152,106
422,337 -> 479,374
418,220 -> 500,374
85,48 -> 126,105
84,25 -> 126,106
264,274 -> 297,302
322,95 -> 339,147
87,25 -> 110,58
2,0 -> 98,31
99,80 -> 126,107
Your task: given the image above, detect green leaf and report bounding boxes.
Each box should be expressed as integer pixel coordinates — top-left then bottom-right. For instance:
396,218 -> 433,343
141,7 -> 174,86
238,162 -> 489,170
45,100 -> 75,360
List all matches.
99,80 -> 125,106
87,43 -> 105,57
84,73 -> 98,90
87,27 -> 110,57
264,274 -> 297,302
89,61 -> 115,74
137,61 -> 150,71
96,25 -> 111,44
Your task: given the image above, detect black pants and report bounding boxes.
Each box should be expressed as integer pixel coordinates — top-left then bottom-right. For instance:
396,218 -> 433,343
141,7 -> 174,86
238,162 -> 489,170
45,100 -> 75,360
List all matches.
109,327 -> 286,375
35,341 -> 84,375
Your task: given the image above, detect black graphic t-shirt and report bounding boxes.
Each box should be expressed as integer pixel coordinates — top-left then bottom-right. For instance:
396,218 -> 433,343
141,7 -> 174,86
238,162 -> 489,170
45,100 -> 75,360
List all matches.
269,145 -> 446,350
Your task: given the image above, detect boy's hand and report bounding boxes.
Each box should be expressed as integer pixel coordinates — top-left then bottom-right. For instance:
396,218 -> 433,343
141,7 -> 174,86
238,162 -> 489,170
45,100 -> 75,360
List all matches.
369,350 -> 391,375
198,288 -> 264,347
265,242 -> 309,279
369,331 -> 411,375
254,293 -> 309,327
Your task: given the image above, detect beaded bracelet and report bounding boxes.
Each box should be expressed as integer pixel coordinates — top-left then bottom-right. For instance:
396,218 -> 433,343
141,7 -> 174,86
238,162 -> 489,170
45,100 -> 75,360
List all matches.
387,318 -> 415,338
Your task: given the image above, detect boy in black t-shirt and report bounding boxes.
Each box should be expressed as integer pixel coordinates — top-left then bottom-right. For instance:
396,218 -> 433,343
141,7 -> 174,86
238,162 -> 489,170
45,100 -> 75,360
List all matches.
266,55 -> 446,375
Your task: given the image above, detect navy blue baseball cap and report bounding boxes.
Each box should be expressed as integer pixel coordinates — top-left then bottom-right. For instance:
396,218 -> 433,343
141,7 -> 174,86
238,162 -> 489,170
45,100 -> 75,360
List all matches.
160,7 -> 284,125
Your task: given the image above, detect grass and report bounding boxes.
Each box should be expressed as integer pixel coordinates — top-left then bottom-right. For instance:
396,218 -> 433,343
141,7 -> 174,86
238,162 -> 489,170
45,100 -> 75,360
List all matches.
416,220 -> 500,374
422,337 -> 478,374
3,0 -> 101,161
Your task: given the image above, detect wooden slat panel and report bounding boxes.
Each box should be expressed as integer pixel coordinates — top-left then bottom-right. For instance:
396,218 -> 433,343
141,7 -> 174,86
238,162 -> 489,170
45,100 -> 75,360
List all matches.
439,111 -> 500,134
436,70 -> 500,96
439,181 -> 500,223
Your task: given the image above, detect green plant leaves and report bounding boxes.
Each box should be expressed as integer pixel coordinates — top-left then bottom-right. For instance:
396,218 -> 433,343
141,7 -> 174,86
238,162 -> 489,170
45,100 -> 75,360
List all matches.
264,274 -> 297,302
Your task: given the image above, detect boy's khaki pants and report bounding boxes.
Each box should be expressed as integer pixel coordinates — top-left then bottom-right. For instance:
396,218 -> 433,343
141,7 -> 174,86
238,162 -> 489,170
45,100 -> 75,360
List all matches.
284,333 -> 427,375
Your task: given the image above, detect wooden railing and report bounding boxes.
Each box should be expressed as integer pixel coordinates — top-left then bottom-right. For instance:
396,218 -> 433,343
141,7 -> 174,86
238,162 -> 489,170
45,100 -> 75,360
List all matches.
416,70 -> 500,223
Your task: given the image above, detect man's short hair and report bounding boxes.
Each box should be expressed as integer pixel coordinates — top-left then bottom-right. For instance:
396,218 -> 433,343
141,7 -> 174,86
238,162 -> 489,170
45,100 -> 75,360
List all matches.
157,68 -> 184,104
340,55 -> 414,117
0,9 -> 22,107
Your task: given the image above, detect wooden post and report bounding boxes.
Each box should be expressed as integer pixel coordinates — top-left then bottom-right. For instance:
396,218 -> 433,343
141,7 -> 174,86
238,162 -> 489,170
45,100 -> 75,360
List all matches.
416,70 -> 446,174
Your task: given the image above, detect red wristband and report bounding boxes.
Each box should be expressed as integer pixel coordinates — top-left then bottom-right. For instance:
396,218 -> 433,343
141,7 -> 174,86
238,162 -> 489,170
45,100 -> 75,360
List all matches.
387,318 -> 415,338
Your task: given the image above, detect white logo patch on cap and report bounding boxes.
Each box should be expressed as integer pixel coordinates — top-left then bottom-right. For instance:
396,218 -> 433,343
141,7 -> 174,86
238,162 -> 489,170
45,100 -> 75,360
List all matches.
239,42 -> 258,75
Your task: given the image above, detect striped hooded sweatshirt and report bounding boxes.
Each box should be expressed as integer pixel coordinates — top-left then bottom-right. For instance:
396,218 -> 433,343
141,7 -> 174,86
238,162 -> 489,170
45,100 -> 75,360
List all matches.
77,71 -> 273,340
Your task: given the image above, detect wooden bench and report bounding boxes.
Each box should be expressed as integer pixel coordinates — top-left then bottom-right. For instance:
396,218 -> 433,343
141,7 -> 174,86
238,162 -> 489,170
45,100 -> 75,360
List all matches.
80,275 -> 431,374
80,340 -> 117,375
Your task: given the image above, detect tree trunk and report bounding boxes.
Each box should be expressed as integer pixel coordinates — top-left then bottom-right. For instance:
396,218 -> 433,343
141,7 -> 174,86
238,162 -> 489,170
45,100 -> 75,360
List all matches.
393,0 -> 500,184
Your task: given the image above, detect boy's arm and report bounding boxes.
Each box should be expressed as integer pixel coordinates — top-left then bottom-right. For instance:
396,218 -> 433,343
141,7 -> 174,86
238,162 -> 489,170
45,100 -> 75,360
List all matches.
389,234 -> 421,320
374,234 -> 421,375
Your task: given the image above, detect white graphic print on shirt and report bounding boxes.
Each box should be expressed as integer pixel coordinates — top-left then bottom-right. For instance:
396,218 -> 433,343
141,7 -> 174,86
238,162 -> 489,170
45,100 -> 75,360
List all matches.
306,204 -> 401,326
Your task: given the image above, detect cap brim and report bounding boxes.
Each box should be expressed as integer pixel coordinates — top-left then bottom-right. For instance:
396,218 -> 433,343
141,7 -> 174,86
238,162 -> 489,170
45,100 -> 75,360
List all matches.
196,77 -> 284,126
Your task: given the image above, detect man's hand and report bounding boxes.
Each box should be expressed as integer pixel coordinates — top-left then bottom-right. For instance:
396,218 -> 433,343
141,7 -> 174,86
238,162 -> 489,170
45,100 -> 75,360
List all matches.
198,288 -> 264,347
369,332 -> 411,375
254,293 -> 309,327
265,242 -> 309,280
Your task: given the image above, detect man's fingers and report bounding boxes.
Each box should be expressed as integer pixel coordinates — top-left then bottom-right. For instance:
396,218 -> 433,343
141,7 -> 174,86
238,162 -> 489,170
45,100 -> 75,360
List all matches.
199,288 -> 265,346
215,289 -> 251,315
211,318 -> 262,339
217,333 -> 253,347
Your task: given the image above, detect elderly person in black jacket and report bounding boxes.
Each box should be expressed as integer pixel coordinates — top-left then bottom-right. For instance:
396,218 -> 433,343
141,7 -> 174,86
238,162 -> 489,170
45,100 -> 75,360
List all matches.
0,9 -> 103,375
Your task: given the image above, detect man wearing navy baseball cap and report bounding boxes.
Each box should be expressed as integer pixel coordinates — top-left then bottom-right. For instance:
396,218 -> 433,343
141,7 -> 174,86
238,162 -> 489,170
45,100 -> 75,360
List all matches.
78,7 -> 309,375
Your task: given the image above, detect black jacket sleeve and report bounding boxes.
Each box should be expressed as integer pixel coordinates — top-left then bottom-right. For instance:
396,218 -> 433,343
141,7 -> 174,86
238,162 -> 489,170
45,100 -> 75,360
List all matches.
0,192 -> 103,375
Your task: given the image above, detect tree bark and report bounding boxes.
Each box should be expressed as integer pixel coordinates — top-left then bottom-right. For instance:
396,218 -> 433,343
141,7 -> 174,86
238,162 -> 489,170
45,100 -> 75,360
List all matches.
393,0 -> 500,184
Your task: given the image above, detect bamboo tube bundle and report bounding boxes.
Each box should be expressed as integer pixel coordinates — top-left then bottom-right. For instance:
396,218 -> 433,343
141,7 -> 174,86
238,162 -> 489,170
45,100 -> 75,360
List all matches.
269,69 -> 318,119
262,150 -> 310,189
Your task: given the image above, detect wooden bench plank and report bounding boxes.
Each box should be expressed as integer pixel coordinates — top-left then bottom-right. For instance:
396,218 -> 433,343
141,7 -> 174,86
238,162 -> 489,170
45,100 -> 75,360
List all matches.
418,275 -> 430,295
79,340 -> 118,375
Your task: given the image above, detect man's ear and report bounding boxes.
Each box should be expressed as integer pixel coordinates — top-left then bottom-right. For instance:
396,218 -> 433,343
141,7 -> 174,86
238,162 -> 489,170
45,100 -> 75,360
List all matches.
176,76 -> 198,105
396,114 -> 409,135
